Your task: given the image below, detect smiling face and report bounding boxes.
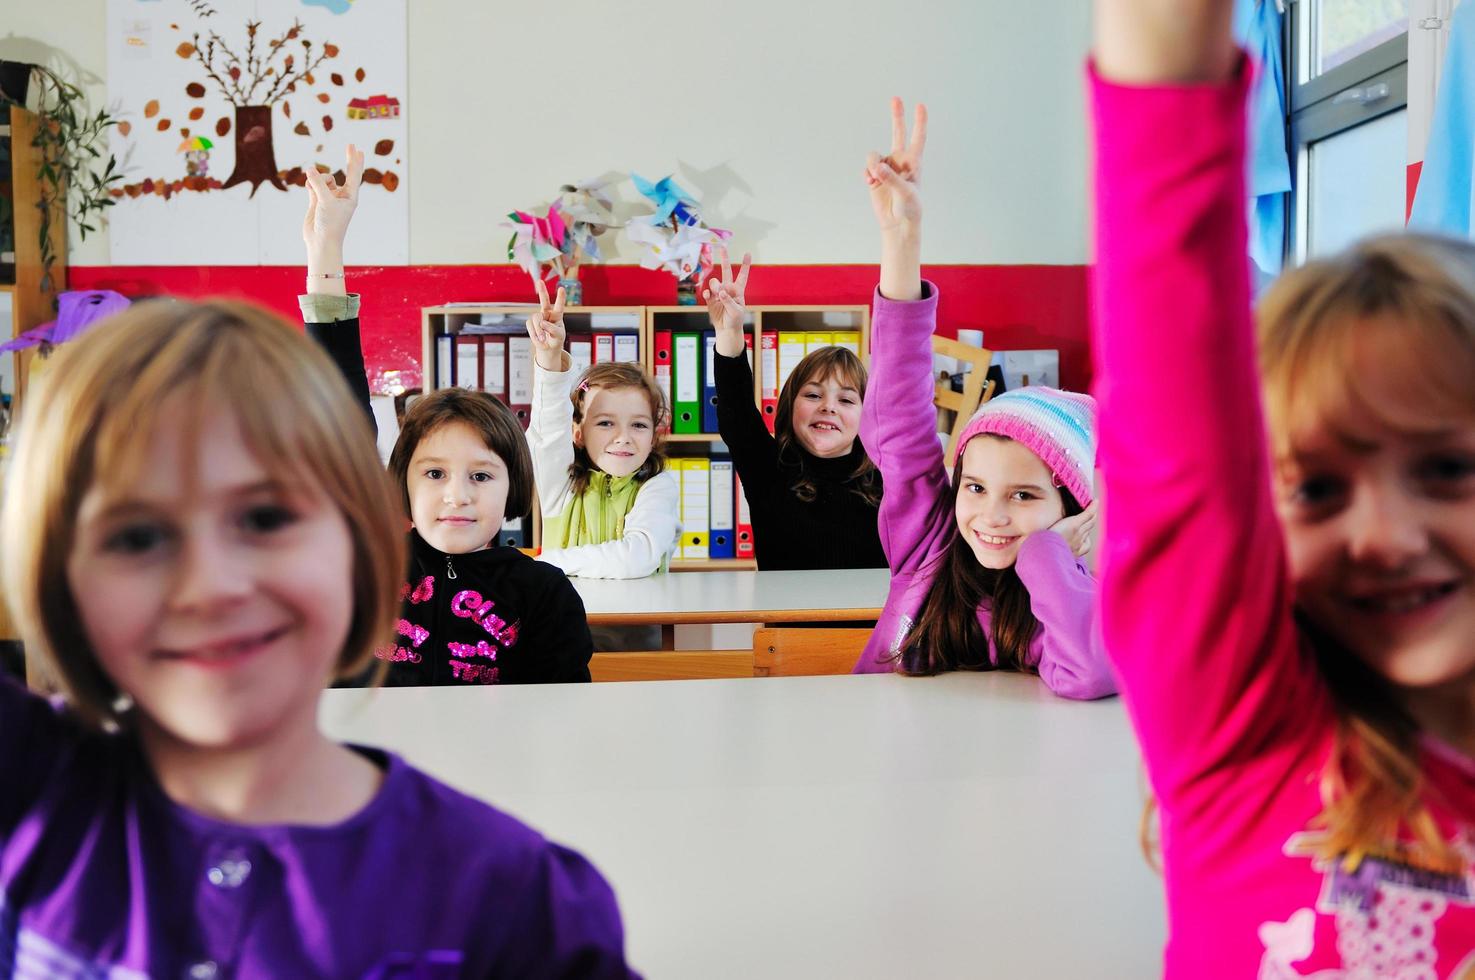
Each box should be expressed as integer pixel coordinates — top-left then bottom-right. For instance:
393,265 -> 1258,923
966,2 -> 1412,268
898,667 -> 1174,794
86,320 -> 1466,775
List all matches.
790,370 -> 863,459
66,409 -> 355,752
953,435 -> 1068,569
406,421 -> 510,553
574,385 -> 656,478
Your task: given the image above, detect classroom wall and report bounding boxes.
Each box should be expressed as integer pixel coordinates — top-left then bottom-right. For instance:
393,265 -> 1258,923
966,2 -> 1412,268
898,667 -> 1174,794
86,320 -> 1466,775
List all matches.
5,1 -> 1096,386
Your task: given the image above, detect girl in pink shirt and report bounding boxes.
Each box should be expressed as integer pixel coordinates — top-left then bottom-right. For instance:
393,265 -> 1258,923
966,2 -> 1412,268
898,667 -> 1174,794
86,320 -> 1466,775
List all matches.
1092,1 -> 1475,975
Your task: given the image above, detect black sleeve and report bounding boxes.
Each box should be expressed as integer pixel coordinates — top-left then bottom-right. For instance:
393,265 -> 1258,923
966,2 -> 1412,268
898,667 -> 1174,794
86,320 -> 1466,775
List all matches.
522,569 -> 594,683
713,348 -> 779,485
305,316 -> 375,435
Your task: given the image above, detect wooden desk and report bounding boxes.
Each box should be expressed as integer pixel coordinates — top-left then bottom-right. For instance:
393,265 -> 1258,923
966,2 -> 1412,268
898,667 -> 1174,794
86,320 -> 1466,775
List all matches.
573,567 -> 890,626
321,673 -> 1163,978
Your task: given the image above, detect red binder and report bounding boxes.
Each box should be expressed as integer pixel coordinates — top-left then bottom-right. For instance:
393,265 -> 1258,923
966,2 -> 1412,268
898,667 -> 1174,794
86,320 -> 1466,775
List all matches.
759,331 -> 779,434
653,330 -> 673,433
735,471 -> 755,560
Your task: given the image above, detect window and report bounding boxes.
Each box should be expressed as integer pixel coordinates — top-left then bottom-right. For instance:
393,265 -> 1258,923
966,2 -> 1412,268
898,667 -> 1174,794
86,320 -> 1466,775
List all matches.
1288,0 -> 1410,262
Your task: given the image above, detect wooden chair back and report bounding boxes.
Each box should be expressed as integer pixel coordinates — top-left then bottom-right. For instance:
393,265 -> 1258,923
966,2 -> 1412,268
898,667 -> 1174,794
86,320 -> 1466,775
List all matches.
590,649 -> 754,682
931,335 -> 996,461
752,627 -> 872,677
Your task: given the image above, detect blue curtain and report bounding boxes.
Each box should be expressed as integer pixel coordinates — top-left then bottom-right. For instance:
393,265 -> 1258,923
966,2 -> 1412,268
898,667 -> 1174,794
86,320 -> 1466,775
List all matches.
1409,1 -> 1475,236
1236,0 -> 1292,276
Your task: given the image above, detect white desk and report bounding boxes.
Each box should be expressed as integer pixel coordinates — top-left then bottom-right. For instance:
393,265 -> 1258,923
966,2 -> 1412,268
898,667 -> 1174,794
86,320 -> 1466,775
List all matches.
321,673 -> 1163,978
573,567 -> 890,626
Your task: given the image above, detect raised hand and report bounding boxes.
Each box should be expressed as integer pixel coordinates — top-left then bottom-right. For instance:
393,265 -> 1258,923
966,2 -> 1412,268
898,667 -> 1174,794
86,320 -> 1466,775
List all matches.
302,143 -> 364,257
1049,499 -> 1100,562
526,277 -> 568,371
865,97 -> 927,240
704,245 -> 752,358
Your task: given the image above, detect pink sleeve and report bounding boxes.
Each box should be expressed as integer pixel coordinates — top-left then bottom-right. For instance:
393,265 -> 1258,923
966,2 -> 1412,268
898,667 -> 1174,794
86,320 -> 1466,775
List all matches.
860,283 -> 954,575
1015,532 -> 1116,700
1089,61 -> 1328,810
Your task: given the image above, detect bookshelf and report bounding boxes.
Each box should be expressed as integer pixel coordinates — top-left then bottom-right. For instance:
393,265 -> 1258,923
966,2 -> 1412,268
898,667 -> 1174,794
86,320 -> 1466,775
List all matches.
419,301 -> 871,572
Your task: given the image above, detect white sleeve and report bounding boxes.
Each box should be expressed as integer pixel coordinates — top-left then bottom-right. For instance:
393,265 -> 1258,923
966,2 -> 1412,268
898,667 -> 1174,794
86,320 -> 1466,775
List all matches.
527,354 -> 576,519
536,469 -> 682,579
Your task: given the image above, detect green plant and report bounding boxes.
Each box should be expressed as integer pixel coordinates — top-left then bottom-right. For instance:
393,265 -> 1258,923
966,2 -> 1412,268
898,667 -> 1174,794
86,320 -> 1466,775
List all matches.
21,66 -> 123,292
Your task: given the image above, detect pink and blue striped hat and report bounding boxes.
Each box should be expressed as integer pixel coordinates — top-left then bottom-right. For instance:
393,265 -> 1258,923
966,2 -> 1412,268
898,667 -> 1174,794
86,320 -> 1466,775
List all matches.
950,387 -> 1097,507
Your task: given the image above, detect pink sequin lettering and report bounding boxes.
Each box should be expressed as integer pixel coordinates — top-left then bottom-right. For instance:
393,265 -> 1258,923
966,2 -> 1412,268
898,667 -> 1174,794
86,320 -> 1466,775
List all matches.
373,643 -> 422,664
447,640 -> 499,662
449,661 -> 500,684
400,576 -> 434,605
395,619 -> 430,648
450,590 -> 521,645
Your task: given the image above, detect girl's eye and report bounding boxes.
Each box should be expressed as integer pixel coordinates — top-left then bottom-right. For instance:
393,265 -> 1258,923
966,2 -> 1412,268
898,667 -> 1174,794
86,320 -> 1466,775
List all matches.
424,468 -> 444,480
472,472 -> 494,483
1011,491 -> 1037,502
1289,474 -> 1345,509
596,420 -> 613,428
633,421 -> 650,430
103,523 -> 169,555
964,483 -> 984,495
242,505 -> 296,534
1418,453 -> 1475,485
841,398 -> 857,406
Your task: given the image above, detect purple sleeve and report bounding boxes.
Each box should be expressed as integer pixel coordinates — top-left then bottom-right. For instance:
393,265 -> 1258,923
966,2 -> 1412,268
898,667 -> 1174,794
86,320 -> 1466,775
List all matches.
494,841 -> 641,979
1014,532 -> 1115,700
1089,61 -> 1327,808
860,283 -> 954,575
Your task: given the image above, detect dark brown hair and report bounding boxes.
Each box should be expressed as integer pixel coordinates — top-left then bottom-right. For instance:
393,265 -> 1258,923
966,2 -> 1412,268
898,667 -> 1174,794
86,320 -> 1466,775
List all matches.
388,388 -> 534,522
896,452 -> 1082,676
568,361 -> 669,496
773,346 -> 881,507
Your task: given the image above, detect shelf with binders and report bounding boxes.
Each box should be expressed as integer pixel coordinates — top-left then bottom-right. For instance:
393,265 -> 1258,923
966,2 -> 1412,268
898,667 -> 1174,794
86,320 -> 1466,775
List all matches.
420,303 -> 645,553
646,304 -> 869,571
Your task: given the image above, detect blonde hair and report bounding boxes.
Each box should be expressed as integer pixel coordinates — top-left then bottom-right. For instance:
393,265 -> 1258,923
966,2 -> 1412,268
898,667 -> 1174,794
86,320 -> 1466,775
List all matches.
568,360 -> 669,496
1,299 -> 405,730
1258,233 -> 1475,869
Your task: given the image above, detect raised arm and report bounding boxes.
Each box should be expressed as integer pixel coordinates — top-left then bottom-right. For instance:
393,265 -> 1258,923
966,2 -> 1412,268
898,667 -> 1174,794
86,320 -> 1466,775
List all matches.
1090,0 -> 1321,803
858,98 -> 953,574
300,145 -> 373,426
524,281 -> 577,518
707,247 -> 779,478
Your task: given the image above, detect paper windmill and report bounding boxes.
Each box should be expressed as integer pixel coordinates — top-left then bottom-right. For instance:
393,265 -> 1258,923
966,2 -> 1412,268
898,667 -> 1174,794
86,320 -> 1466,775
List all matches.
624,220 -> 729,279
557,178 -> 615,264
503,203 -> 569,280
631,173 -> 701,226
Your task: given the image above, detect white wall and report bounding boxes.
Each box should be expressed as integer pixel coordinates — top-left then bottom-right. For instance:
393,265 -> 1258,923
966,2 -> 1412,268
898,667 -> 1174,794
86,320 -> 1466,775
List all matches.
4,0 -> 1091,266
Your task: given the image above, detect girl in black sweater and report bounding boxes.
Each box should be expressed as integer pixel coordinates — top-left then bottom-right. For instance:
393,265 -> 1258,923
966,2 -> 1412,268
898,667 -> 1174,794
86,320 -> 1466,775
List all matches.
705,249 -> 886,570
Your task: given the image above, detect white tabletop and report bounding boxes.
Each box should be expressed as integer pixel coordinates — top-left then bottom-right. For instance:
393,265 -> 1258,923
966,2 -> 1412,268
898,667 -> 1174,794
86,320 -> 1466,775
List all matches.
321,673 -> 1163,978
572,567 -> 891,624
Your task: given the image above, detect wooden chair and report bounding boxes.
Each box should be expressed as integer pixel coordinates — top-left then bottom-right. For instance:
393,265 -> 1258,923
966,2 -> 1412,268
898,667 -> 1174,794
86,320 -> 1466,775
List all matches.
931,335 -> 997,461
590,649 -> 754,682
752,628 -> 872,677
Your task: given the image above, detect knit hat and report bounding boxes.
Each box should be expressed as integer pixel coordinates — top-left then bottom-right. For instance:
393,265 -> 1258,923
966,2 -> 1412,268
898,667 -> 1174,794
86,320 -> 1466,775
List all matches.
950,386 -> 1097,508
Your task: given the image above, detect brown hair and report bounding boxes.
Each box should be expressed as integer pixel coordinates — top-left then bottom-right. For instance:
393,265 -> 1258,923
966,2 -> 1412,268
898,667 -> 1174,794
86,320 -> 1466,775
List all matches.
0,299 -> 405,730
568,361 -> 669,497
388,387 -> 535,522
896,446 -> 1082,675
1252,232 -> 1475,870
773,346 -> 881,507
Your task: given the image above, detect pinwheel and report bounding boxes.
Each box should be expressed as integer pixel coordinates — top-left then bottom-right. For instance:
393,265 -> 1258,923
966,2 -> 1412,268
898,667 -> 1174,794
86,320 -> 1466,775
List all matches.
631,173 -> 700,227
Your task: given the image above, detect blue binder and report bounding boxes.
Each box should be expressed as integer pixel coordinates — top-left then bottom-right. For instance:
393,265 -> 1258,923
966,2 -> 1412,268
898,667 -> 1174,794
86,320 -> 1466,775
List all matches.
702,331 -> 720,433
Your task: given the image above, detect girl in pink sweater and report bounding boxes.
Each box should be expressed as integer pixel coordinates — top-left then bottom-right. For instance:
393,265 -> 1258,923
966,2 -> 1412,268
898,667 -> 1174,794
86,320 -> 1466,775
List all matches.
1093,1 -> 1475,975
848,99 -> 1112,698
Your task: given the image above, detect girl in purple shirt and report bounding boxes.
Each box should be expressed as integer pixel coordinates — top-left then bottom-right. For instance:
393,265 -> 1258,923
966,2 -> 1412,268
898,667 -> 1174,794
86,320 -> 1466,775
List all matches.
0,298 -> 637,977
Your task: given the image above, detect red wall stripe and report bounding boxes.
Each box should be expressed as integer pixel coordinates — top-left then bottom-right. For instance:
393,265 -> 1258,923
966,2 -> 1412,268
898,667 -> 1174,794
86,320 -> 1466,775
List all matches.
69,263 -> 1092,393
